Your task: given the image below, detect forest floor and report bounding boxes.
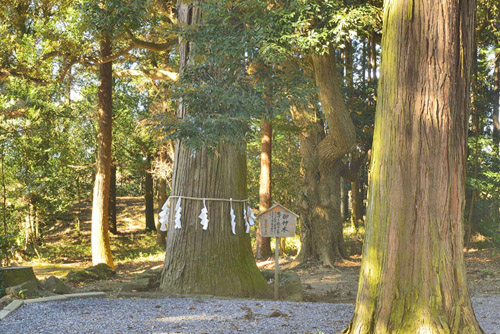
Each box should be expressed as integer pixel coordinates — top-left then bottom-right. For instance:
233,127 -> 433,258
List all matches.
16,197 -> 500,303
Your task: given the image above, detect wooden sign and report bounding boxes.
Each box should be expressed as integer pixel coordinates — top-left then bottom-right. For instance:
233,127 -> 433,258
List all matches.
258,204 -> 298,238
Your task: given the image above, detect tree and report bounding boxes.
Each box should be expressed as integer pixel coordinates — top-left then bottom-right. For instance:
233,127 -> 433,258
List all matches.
144,154 -> 155,232
255,119 -> 273,259
343,0 -> 482,332
290,51 -> 356,266
91,36 -> 114,267
282,1 -> 380,265
159,0 -> 270,298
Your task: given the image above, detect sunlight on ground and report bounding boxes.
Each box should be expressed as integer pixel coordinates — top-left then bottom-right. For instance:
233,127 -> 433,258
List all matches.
156,314 -> 223,323
30,262 -> 87,279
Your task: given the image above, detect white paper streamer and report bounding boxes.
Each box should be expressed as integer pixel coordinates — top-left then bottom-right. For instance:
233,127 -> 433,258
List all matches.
174,197 -> 182,229
247,206 -> 256,226
243,204 -> 250,233
230,198 -> 236,235
199,198 -> 209,230
159,198 -> 170,231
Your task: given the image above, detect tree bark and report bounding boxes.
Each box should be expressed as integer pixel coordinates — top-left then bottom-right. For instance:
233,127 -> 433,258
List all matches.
160,0 -> 270,298
145,157 -> 155,232
343,0 -> 482,332
91,36 -> 114,268
350,177 -> 363,229
156,144 -> 173,248
1,139 -> 6,235
293,52 -> 356,266
291,107 -> 345,266
493,53 -> 500,157
255,119 -> 273,259
312,51 -> 356,165
109,163 -> 117,235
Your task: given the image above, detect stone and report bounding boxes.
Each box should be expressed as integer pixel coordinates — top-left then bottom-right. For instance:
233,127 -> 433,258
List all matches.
0,266 -> 37,288
0,300 -> 24,320
40,276 -> 71,294
65,263 -> 116,283
63,292 -> 106,299
261,269 -> 304,302
0,295 -> 15,309
121,278 -> 151,292
23,295 -> 68,304
5,280 -> 38,298
121,268 -> 161,292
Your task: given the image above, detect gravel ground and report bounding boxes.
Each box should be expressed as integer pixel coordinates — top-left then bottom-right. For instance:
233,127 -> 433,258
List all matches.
1,296 -> 499,334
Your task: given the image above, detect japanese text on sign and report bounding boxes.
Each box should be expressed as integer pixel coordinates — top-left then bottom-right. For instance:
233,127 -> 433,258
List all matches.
259,206 -> 297,237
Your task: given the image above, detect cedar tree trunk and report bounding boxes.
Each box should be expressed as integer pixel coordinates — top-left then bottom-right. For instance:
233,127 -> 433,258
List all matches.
160,0 -> 270,298
343,0 -> 482,332
91,36 -> 114,267
255,119 -> 273,259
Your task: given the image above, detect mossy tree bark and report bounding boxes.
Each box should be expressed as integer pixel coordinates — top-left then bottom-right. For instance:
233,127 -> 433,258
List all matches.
292,109 -> 345,265
292,52 -> 356,266
91,36 -> 114,268
159,0 -> 270,298
256,119 -> 273,259
343,0 -> 482,332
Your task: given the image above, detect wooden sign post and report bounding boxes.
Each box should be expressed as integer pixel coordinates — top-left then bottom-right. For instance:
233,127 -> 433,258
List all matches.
257,204 -> 298,300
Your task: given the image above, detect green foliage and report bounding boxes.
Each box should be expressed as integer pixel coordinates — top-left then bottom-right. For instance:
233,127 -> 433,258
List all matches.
247,117 -> 301,213
0,233 -> 18,267
160,0 -> 315,150
281,0 -> 382,53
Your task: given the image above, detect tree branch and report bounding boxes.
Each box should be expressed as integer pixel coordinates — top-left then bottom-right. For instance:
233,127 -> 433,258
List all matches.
127,30 -> 178,52
114,67 -> 178,81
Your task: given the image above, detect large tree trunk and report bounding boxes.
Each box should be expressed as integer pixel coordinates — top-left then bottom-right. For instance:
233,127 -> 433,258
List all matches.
91,36 -> 114,268
160,0 -> 270,298
292,51 -> 356,266
255,119 -> 273,259
292,112 -> 345,265
343,0 -> 481,332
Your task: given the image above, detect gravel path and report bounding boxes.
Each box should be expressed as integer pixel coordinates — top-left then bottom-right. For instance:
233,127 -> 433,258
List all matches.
1,296 -> 499,333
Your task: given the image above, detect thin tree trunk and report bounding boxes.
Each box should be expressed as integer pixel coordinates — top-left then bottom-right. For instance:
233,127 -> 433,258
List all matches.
466,47 -> 480,247
361,41 -> 367,87
340,178 -> 346,222
256,120 -> 272,259
156,140 -> 174,247
1,139 -> 6,235
160,0 -> 270,298
145,157 -> 155,232
344,0 -> 481,332
109,163 -> 117,234
350,178 -> 363,229
91,36 -> 114,267
493,53 -> 500,157
367,36 -> 373,83
370,32 -> 377,81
